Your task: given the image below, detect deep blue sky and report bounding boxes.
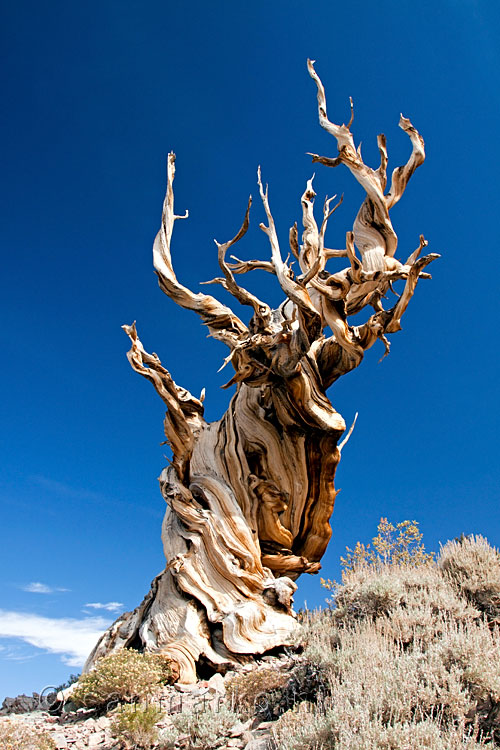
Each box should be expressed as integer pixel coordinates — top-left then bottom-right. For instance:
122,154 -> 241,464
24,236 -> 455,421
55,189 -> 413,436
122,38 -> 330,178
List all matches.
1,0 -> 499,699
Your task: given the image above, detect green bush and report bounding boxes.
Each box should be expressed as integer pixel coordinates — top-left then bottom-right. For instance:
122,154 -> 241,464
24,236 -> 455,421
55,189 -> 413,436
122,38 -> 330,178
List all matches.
71,649 -> 173,707
111,703 -> 163,749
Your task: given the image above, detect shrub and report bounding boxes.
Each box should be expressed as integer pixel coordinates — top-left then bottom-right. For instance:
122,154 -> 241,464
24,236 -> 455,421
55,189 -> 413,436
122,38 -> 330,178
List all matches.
257,661 -> 331,720
71,649 -> 173,707
225,667 -> 289,718
322,518 -> 434,583
431,620 -> 500,704
157,724 -> 178,749
333,571 -> 405,620
273,707 -> 488,750
272,702 -> 332,750
110,703 -> 163,749
164,705 -> 240,749
439,535 -> 500,620
292,525 -> 500,749
0,720 -> 56,750
279,618 -> 491,749
330,562 -> 479,642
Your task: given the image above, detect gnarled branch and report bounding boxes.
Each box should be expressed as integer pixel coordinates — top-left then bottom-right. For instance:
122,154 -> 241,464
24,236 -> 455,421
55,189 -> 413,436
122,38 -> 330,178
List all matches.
153,152 -> 248,347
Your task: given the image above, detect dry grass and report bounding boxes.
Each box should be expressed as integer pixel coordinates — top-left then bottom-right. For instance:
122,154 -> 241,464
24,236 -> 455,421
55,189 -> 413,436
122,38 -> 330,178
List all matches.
0,719 -> 56,750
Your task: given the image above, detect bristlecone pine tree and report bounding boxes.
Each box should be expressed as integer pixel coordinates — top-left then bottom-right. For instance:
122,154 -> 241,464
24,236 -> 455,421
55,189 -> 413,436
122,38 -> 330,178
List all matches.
85,61 -> 438,682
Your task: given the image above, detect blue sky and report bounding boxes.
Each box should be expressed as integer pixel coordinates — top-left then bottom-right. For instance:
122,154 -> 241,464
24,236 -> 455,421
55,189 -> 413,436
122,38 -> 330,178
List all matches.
1,0 -> 499,699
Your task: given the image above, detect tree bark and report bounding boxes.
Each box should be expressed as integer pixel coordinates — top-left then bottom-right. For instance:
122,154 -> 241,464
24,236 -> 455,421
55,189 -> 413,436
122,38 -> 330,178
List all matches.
84,61 -> 438,682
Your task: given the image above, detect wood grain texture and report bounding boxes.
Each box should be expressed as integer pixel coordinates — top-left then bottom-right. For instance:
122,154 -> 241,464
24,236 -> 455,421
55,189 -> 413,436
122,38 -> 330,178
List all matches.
84,61 -> 438,682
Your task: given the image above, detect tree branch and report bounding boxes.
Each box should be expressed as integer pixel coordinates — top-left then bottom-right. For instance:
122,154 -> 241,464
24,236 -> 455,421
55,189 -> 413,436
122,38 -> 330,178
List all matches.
385,116 -> 425,210
214,197 -> 272,330
153,153 -> 248,348
307,59 -> 425,270
122,322 -> 205,482
257,167 -> 322,342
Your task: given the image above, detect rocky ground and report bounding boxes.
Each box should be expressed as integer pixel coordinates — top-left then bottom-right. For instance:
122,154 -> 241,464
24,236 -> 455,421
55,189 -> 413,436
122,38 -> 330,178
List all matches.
0,653 -> 297,749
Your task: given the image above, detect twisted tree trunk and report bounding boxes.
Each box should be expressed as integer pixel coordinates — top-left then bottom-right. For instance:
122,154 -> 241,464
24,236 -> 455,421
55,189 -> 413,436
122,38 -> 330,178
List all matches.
84,61 -> 438,682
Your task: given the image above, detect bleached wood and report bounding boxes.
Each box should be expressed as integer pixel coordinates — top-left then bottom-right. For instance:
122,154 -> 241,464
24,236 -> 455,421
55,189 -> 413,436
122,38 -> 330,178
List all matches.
85,62 -> 438,683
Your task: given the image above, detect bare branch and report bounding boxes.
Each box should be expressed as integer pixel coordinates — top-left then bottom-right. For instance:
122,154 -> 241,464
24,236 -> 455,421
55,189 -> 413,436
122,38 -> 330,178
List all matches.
385,115 -> 425,210
122,322 -> 204,482
307,60 -> 426,267
307,59 -> 357,150
383,252 -> 440,333
320,193 -> 343,246
289,223 -> 300,261
347,96 -> 354,129
345,231 -> 363,283
324,247 -> 348,259
338,411 -> 358,452
376,133 -> 388,191
405,234 -> 428,266
257,167 -> 321,337
215,197 -> 272,328
153,153 -> 248,347
226,256 -> 276,275
297,188 -> 344,289
297,176 -> 322,285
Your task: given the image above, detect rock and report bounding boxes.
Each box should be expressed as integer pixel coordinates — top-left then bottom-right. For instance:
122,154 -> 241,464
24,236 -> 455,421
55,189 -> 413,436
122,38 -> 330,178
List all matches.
244,738 -> 272,750
230,719 -> 253,737
95,716 -> 111,730
51,733 -> 69,749
207,673 -> 226,694
1,693 -> 40,714
88,731 -> 105,747
253,720 -> 275,731
174,682 -> 204,692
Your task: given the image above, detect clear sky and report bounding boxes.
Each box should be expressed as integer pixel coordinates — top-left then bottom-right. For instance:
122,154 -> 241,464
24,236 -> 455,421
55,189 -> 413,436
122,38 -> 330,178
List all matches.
1,0 -> 499,700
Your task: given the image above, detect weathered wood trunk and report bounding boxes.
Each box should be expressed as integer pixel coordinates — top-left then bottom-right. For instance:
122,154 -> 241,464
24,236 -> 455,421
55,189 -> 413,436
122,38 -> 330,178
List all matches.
84,61 -> 437,682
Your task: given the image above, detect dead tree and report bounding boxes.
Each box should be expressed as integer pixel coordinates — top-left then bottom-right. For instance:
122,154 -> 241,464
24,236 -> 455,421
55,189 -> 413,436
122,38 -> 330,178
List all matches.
85,61 -> 438,682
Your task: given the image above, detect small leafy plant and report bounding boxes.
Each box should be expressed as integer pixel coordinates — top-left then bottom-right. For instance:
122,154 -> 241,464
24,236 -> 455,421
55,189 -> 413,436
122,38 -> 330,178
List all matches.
111,703 -> 163,749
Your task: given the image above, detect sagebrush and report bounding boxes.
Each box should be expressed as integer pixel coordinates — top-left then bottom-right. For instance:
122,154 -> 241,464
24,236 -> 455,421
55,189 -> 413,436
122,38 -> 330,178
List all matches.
71,649 -> 174,707
287,524 -> 500,748
159,705 -> 240,749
